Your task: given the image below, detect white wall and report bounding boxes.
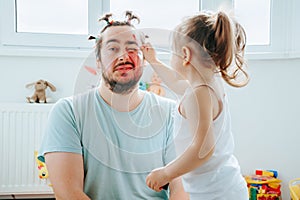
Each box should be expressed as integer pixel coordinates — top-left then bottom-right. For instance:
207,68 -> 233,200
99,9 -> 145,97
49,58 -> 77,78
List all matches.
1,53 -> 300,198
0,54 -> 84,103
228,58 -> 300,199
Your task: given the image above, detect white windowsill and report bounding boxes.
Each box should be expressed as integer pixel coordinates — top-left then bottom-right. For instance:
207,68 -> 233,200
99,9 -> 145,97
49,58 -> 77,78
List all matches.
0,45 -> 299,60
0,46 -> 92,58
246,51 -> 300,60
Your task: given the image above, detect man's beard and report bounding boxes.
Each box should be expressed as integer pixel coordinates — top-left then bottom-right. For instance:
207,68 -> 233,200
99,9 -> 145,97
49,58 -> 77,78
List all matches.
102,71 -> 142,94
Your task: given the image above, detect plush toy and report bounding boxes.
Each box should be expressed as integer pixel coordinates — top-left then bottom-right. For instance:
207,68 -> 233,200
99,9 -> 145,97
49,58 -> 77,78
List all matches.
147,72 -> 165,96
34,151 -> 49,179
26,79 -> 56,103
139,81 -> 149,91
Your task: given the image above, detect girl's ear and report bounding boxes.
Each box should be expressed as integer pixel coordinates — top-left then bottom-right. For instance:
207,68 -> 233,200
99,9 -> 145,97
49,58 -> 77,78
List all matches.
182,46 -> 191,66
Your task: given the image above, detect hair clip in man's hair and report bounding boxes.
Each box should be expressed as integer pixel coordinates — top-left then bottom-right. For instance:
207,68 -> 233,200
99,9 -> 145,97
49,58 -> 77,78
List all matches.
88,35 -> 100,43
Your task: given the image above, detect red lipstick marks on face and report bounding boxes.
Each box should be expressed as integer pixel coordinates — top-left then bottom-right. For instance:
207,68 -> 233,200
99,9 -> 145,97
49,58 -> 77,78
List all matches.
113,61 -> 134,73
132,34 -> 136,41
120,73 -> 128,77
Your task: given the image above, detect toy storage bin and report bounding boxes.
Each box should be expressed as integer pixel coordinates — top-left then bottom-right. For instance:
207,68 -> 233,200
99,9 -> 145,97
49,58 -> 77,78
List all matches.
290,178 -> 300,200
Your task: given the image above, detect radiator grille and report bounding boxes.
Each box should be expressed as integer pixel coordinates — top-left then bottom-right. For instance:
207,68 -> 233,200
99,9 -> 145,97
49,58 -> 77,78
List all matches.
0,104 -> 53,196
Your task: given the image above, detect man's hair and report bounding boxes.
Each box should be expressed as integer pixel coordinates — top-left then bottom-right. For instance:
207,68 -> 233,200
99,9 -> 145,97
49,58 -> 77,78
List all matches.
89,11 -> 145,60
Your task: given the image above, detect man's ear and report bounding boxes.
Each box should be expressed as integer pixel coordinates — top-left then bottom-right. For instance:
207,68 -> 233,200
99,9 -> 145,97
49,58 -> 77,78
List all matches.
182,46 -> 191,66
96,59 -> 101,69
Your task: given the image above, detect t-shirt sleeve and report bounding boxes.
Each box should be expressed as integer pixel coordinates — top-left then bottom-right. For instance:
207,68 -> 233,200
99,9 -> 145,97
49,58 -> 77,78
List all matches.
38,98 -> 82,162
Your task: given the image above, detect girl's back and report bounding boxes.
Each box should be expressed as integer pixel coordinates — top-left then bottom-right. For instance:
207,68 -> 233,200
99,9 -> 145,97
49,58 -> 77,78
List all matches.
174,83 -> 247,199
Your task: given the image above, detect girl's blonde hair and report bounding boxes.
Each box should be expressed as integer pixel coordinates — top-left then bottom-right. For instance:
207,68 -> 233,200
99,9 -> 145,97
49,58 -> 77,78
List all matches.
174,11 -> 249,87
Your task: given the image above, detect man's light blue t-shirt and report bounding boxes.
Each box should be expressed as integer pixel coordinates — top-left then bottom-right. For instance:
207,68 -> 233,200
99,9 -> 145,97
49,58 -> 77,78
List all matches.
39,89 -> 176,200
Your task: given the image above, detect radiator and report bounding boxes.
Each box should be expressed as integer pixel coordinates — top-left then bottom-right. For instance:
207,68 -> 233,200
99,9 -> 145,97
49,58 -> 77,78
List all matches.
0,103 -> 54,198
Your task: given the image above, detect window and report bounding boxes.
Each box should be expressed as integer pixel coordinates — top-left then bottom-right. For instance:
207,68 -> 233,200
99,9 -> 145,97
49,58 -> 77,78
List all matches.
16,0 -> 88,35
234,0 -> 271,46
200,0 -> 271,46
0,0 -> 102,49
200,0 -> 299,58
110,0 -> 199,30
108,0 -> 200,50
108,0 -> 274,55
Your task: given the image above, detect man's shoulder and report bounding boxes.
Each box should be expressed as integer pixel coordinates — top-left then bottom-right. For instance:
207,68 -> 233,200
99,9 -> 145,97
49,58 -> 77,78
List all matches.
73,89 -> 96,102
48,96 -> 75,120
50,89 -> 94,114
52,89 -> 96,116
52,96 -> 73,111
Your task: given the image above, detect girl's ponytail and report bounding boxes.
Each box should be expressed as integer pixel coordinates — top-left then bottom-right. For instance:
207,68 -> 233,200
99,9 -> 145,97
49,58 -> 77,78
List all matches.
213,11 -> 249,87
212,11 -> 234,71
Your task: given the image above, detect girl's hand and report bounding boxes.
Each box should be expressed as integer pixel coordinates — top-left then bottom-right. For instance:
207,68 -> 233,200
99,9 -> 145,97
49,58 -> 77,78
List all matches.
146,167 -> 170,192
140,43 -> 158,64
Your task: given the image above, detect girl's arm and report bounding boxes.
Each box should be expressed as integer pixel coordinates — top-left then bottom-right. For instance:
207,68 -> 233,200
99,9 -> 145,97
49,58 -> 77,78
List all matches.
141,43 -> 189,96
146,87 -> 215,191
168,177 -> 190,200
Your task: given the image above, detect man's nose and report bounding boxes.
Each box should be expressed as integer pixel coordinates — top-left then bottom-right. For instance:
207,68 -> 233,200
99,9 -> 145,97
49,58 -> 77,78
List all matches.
117,50 -> 129,61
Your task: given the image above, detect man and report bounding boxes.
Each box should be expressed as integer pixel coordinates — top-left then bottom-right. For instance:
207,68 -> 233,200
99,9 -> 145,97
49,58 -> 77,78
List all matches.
38,12 -> 188,200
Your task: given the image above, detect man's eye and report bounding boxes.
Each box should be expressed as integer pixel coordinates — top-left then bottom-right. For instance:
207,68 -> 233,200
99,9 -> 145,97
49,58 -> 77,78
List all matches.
127,48 -> 138,53
109,47 -> 117,51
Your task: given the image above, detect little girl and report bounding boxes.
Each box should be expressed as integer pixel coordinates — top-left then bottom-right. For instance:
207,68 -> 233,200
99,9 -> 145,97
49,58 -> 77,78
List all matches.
141,11 -> 249,199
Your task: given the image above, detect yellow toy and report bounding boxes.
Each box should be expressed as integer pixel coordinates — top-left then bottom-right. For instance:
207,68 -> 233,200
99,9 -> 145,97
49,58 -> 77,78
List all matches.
34,151 -> 49,179
290,178 -> 300,200
245,170 -> 282,200
147,72 -> 165,96
244,175 -> 281,185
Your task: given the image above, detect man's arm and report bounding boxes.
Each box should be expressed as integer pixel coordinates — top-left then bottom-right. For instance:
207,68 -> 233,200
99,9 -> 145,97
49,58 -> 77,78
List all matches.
169,177 -> 189,200
45,152 -> 90,200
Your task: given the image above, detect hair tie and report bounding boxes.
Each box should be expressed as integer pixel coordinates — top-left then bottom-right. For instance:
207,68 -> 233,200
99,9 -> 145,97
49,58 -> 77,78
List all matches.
125,11 -> 140,24
99,13 -> 114,25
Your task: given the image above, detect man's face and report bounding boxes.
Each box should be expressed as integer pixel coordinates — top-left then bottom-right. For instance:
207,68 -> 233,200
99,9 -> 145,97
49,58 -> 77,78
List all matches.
99,26 -> 144,94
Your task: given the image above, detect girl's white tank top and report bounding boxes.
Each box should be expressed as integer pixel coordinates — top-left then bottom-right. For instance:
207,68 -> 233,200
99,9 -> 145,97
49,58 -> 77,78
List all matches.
173,90 -> 243,194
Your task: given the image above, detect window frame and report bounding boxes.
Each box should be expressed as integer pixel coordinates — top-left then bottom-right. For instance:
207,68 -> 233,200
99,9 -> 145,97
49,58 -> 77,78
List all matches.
0,0 -> 299,59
